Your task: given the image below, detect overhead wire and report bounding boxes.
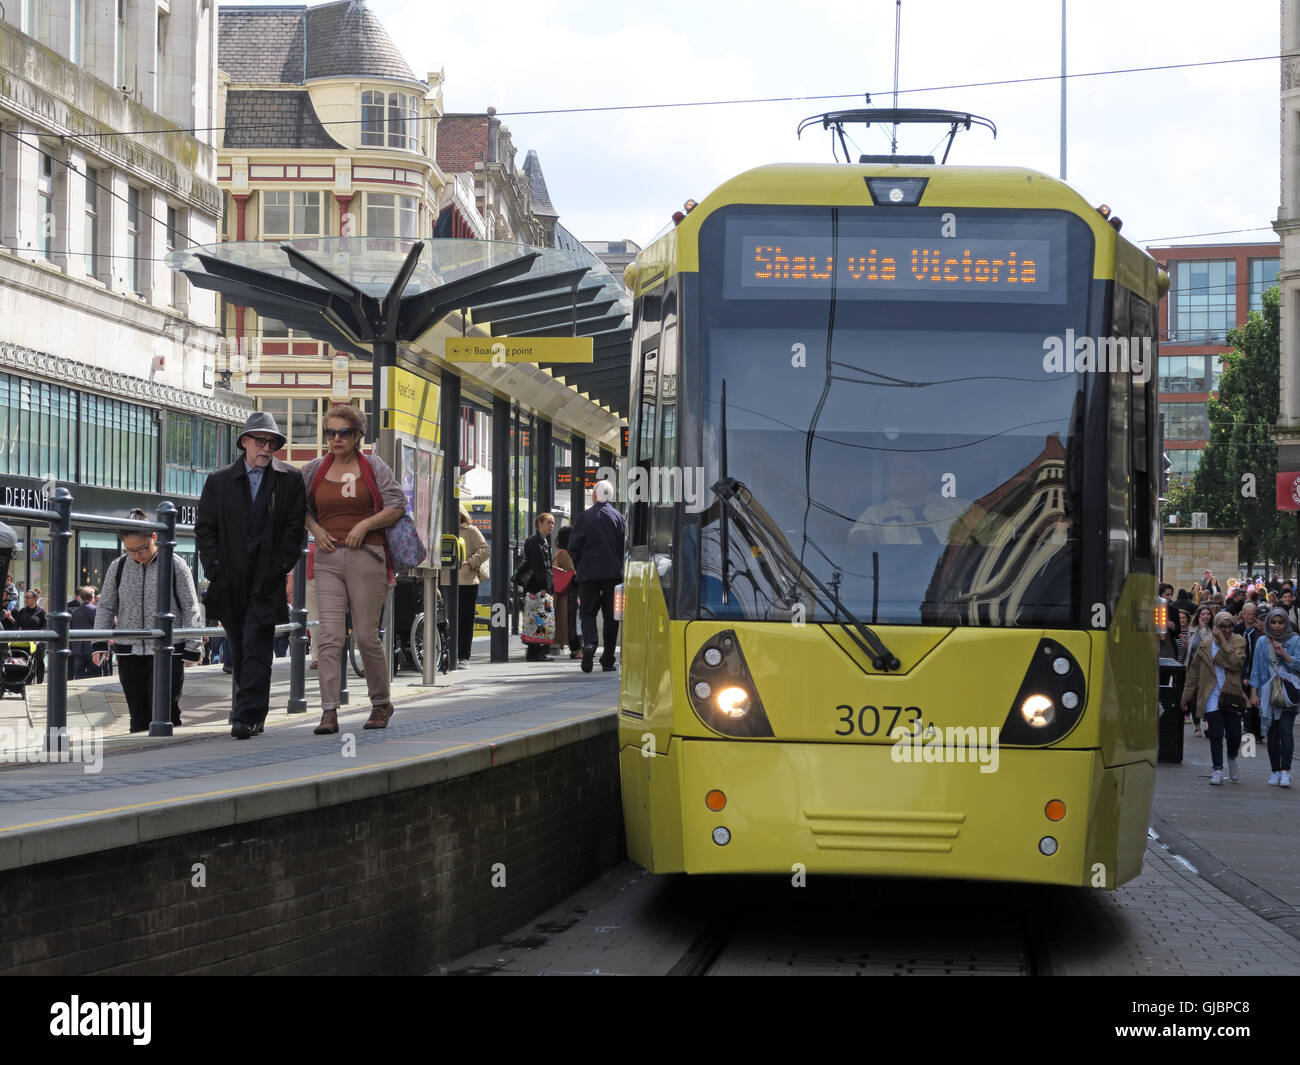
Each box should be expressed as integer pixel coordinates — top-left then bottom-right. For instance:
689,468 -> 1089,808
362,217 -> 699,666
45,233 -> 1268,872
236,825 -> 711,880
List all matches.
45,52 -> 1292,142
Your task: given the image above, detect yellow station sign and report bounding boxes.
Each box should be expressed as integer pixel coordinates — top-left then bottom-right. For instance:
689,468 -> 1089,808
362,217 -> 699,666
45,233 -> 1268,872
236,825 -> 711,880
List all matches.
381,366 -> 440,444
444,337 -> 594,363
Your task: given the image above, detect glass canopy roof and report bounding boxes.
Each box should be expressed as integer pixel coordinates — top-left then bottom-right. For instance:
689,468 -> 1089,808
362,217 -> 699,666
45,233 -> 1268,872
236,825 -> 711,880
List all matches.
166,236 -> 633,416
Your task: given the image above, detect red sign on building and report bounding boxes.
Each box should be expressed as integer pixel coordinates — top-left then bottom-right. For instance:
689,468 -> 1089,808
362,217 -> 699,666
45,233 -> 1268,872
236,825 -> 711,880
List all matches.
1276,472 -> 1300,511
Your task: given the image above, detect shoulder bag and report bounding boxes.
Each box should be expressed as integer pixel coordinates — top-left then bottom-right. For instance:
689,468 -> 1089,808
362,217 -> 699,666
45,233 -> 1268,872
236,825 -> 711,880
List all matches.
356,454 -> 427,571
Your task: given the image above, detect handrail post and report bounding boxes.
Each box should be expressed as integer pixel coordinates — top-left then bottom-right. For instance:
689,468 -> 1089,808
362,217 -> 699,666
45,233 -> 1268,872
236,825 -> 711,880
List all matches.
44,487 -> 72,753
150,501 -> 177,738
287,530 -> 308,715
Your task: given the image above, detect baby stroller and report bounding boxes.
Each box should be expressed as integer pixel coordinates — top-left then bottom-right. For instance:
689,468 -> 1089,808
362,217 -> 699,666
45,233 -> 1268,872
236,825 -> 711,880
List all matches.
0,642 -> 38,726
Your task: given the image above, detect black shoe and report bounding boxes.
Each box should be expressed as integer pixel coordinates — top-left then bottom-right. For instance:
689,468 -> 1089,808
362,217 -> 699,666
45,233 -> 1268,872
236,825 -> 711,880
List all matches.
601,663 -> 617,672
222,663 -> 233,674
581,646 -> 595,673
231,721 -> 251,739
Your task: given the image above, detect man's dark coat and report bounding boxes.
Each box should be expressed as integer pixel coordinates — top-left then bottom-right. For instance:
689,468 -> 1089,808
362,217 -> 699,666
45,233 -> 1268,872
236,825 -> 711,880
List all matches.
195,457 -> 306,624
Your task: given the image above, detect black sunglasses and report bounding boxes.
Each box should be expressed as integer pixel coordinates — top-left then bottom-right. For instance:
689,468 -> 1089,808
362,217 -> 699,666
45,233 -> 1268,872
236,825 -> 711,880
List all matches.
324,428 -> 356,440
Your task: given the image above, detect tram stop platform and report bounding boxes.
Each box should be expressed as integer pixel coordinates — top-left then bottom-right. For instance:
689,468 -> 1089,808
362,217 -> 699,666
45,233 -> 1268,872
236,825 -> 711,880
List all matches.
0,638 -> 624,974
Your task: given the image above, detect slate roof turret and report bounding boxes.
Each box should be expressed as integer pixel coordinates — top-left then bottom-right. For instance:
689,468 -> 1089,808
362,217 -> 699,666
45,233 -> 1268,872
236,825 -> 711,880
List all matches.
219,1 -> 422,87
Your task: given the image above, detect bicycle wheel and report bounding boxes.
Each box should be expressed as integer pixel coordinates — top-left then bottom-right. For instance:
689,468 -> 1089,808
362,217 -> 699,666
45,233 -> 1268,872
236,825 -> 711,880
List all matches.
410,614 -> 424,675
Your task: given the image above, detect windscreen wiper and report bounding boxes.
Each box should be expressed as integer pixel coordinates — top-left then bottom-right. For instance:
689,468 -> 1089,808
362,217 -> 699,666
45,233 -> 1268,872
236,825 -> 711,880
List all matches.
712,477 -> 901,672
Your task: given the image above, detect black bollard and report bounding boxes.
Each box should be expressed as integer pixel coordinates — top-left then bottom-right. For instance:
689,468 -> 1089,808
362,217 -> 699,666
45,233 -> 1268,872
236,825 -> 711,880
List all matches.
45,488 -> 72,752
149,502 -> 176,738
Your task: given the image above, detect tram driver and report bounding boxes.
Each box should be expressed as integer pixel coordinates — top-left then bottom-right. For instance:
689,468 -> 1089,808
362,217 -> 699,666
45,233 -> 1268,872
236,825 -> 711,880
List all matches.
847,452 -> 982,547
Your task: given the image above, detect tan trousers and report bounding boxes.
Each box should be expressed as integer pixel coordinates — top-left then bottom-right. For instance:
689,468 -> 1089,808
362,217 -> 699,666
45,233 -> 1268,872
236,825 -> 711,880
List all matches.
314,544 -> 389,712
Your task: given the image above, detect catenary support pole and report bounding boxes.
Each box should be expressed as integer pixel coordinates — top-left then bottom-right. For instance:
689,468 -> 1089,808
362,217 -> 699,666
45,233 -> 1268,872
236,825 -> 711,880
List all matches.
491,393 -> 510,662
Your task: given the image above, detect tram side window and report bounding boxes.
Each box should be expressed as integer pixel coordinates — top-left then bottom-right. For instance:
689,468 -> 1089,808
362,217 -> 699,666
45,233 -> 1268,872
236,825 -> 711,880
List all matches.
631,346 -> 659,548
1108,370 -> 1132,608
650,317 -> 679,554
1130,294 -> 1156,565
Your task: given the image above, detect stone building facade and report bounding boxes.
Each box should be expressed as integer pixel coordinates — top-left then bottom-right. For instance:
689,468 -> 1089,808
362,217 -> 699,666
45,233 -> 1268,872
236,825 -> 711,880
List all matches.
0,0 -> 244,594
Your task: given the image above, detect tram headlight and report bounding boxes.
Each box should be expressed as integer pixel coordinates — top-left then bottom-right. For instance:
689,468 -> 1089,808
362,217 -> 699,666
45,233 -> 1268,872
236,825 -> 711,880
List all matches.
687,630 -> 774,738
1020,695 -> 1055,729
716,686 -> 750,717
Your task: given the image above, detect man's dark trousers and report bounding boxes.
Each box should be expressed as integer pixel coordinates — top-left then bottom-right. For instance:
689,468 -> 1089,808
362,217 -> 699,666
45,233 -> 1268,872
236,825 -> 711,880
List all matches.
225,598 -> 277,727
117,651 -> 184,732
579,578 -> 619,667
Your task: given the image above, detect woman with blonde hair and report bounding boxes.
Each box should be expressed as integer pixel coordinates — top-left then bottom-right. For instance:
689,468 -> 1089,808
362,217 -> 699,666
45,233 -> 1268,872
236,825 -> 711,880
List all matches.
301,404 -> 407,734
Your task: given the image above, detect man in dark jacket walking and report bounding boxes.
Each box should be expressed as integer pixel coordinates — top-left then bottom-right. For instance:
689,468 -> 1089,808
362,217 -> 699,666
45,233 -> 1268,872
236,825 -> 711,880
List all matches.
196,412 -> 306,739
568,480 -> 626,673
69,587 -> 97,679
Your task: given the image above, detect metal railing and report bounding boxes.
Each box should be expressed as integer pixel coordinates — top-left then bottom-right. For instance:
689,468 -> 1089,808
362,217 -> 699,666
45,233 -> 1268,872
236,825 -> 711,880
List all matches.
0,490 -> 312,749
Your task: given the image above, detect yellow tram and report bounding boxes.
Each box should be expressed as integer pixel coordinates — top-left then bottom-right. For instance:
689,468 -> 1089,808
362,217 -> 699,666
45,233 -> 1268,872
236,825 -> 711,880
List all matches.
618,160 -> 1165,888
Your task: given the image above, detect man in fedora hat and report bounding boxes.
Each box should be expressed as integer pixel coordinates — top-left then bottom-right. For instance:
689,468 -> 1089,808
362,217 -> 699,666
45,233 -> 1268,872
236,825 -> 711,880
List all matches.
196,411 -> 306,739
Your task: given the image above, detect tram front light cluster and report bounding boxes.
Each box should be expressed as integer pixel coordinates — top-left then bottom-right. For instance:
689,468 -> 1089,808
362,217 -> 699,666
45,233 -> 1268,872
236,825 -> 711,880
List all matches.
613,584 -> 624,621
687,630 -> 774,738
1000,640 -> 1087,746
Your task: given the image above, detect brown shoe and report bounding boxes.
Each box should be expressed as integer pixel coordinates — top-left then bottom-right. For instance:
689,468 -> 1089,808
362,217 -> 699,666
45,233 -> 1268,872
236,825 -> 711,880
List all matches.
313,709 -> 339,735
363,702 -> 394,729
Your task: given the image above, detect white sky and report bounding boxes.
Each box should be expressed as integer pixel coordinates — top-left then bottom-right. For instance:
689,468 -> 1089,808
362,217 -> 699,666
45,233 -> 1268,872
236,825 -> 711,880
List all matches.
234,0 -> 1282,251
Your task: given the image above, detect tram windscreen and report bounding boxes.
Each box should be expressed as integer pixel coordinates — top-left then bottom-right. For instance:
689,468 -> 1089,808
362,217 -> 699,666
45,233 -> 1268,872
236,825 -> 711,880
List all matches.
697,206 -> 1098,627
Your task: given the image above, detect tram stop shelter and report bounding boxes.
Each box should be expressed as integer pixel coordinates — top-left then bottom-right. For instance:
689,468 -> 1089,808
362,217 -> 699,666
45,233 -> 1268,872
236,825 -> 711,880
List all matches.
166,236 -> 631,670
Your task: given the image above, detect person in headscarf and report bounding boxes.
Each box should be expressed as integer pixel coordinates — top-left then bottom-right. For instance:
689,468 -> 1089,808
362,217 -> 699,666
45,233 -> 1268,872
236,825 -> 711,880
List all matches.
1250,606 -> 1300,788
1181,610 -> 1247,786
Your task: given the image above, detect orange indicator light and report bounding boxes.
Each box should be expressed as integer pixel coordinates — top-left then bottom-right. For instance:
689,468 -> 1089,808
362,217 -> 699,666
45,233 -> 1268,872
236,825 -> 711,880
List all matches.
1045,800 -> 1066,822
706,790 -> 727,812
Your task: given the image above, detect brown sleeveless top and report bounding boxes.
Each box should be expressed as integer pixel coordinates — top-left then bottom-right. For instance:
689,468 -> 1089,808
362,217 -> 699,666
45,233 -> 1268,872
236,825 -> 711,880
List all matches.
315,473 -> 384,545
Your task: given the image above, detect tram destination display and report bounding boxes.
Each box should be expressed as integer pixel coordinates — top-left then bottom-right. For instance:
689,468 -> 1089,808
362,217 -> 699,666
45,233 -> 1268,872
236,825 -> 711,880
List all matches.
722,210 -> 1070,304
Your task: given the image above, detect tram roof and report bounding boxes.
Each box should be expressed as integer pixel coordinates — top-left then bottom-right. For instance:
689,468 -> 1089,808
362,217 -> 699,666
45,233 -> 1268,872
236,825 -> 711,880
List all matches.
628,162 -> 1161,302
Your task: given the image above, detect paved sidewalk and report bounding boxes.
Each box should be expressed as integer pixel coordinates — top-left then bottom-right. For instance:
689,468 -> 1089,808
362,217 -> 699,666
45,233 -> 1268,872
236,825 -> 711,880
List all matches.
0,634 -> 556,753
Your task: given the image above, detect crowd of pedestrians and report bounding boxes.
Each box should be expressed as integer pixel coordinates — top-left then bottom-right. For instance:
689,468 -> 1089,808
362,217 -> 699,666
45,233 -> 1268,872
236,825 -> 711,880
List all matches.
1165,567 -> 1300,789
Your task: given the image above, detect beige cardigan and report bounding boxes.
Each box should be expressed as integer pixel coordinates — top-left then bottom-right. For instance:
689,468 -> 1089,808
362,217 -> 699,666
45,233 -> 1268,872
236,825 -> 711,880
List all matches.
1181,634 -> 1247,714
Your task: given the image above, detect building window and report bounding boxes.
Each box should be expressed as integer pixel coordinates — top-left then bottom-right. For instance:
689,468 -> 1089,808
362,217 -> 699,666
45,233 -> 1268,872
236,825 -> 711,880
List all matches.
261,190 -> 322,238
23,0 -> 36,34
165,415 -> 221,497
70,0 -> 82,64
84,167 -> 103,279
1168,450 -> 1201,482
166,205 -> 185,307
1159,401 -> 1210,443
1249,257 -> 1280,314
1169,259 -> 1235,344
126,186 -> 144,295
36,150 -> 54,260
291,398 -> 319,447
115,0 -> 126,88
366,193 -> 417,238
361,91 -> 418,151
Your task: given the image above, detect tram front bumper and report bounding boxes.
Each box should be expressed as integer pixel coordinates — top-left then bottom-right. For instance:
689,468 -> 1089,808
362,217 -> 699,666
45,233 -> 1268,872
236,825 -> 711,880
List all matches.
631,737 -> 1152,888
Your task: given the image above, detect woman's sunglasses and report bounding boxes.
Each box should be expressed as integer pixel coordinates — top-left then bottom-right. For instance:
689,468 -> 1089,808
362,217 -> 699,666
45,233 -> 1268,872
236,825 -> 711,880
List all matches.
324,428 -> 356,440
